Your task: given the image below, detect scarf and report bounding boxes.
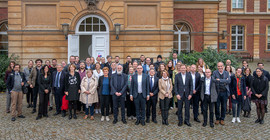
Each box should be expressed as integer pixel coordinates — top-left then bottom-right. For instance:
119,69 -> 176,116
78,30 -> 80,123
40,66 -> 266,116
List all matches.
86,76 -> 92,108
235,74 -> 242,90
162,77 -> 170,93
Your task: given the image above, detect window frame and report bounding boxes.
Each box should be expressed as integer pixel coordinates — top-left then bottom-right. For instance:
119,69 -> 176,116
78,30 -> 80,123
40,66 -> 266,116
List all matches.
267,25 -> 270,50
0,22 -> 8,55
231,25 -> 245,51
232,0 -> 244,9
173,23 -> 191,54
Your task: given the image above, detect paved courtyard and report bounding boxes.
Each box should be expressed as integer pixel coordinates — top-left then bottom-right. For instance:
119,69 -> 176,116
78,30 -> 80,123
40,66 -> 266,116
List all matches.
0,61 -> 270,139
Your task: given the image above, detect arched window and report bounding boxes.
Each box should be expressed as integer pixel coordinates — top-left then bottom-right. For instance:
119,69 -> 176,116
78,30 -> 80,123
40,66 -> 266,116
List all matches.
0,22 -> 8,55
77,15 -> 108,33
173,22 -> 191,54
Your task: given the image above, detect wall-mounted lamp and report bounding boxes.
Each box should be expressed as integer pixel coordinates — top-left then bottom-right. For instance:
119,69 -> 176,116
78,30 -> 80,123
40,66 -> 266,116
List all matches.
61,23 -> 69,40
114,23 -> 121,40
222,30 -> 227,39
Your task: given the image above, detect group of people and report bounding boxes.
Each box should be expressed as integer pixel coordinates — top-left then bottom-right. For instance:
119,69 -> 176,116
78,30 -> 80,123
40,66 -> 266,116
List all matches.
5,53 -> 270,127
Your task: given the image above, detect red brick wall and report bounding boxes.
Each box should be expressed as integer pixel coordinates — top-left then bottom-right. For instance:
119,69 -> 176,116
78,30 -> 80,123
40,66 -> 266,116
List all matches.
227,19 -> 254,56
260,0 -> 267,12
174,9 -> 204,52
259,20 -> 270,58
0,8 -> 7,23
227,0 -> 231,12
247,0 -> 254,12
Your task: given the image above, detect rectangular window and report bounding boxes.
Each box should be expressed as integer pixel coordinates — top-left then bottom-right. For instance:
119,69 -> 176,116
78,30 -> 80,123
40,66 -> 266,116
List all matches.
232,0 -> 244,9
267,26 -> 270,50
231,25 -> 244,50
268,0 -> 270,9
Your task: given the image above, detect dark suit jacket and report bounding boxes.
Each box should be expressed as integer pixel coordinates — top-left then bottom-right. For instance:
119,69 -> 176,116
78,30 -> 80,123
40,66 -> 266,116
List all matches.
110,73 -> 128,97
98,75 -> 111,96
200,77 -> 217,103
52,71 -> 66,94
123,62 -> 130,74
104,62 -> 111,70
130,73 -> 150,99
174,72 -> 193,98
190,72 -> 202,93
149,75 -> 159,96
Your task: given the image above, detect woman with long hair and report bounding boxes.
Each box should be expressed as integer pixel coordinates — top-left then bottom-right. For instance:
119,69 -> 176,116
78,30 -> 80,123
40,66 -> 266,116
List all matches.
196,58 -> 208,72
5,61 -> 16,113
243,67 -> 252,117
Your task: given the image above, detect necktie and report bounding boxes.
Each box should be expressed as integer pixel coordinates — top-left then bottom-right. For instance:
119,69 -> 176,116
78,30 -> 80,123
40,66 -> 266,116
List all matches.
55,72 -> 60,87
174,60 -> 176,67
150,77 -> 153,92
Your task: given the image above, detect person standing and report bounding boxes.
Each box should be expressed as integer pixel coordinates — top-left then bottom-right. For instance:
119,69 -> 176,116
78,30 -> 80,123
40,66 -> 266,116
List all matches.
174,64 -> 193,127
29,59 -> 43,114
77,61 -> 86,113
225,59 -> 236,74
158,70 -> 173,125
104,55 -> 112,70
126,67 -> 136,120
230,68 -> 247,123
98,67 -> 111,122
64,64 -> 81,120
36,65 -> 51,120
110,65 -> 128,124
213,62 -> 231,126
130,65 -> 150,126
139,55 -> 146,66
201,69 -> 217,128
109,62 -> 117,77
123,55 -> 132,74
146,68 -> 159,123
115,56 -> 121,66
196,58 -> 209,73
23,60 -> 34,108
243,67 -> 253,117
143,57 -> 152,74
251,68 -> 269,124
190,64 -> 202,123
5,61 -> 15,113
48,59 -> 57,111
52,64 -> 66,116
154,55 -> 164,71
171,52 -> 181,68
6,64 -> 26,121
93,62 -> 103,114
80,69 -> 99,120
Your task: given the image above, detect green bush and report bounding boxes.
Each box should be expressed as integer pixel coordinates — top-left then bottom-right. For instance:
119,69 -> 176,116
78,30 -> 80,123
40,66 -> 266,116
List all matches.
166,47 -> 239,71
0,54 -> 19,92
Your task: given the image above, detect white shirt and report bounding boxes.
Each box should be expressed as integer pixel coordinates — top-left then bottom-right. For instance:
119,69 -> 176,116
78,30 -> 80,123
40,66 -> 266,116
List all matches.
181,73 -> 186,85
191,72 -> 196,90
112,70 -> 116,74
138,74 -> 143,93
205,77 -> 211,95
93,70 -> 103,80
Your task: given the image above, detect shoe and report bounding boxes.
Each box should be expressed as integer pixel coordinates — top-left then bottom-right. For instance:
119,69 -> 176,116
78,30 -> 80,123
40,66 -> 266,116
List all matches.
27,104 -> 31,108
178,122 -> 183,126
152,119 -> 157,124
6,110 -> 10,113
106,116 -> 110,122
62,111 -> 66,117
247,112 -> 251,118
229,109 -> 232,115
43,114 -> 49,118
175,111 -> 178,115
54,112 -> 60,116
255,119 -> 260,123
141,120 -> 145,126
220,120 -> 225,125
101,116 -> 105,122
73,114 -> 77,119
36,116 -> 42,120
210,123 -> 214,128
202,123 -> 207,127
95,109 -> 98,114
170,107 -> 174,110
135,120 -> 140,125
146,118 -> 150,123
215,120 -> 220,125
132,116 -> 137,120
243,112 -> 247,117
32,109 -> 36,114
98,109 -> 101,114
128,117 -> 132,120
184,121 -> 191,127
162,119 -> 165,125
194,118 -> 201,123
232,117 -> 236,123
165,119 -> 169,125
113,119 -> 118,124
260,120 -> 264,124
236,117 -> 241,123
83,115 -> 88,119
18,115 -> 25,118
49,107 -> 53,111
11,117 -> 16,121
90,116 -> 94,120
69,115 -> 72,120
122,119 -> 127,124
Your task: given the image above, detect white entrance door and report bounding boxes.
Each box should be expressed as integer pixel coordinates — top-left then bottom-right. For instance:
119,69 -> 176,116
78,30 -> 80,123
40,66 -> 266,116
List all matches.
92,34 -> 108,59
68,34 -> 79,62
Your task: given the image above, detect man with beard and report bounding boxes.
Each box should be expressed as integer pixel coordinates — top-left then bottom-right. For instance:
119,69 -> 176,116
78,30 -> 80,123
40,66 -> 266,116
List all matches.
78,61 -> 87,112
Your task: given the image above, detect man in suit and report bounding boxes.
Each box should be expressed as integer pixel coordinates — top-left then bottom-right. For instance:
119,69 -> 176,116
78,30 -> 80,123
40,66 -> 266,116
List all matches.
171,52 -> 181,68
130,65 -> 150,126
146,68 -> 159,123
213,62 -> 231,125
110,65 -> 128,124
139,55 -> 146,66
174,64 -> 193,127
143,57 -> 152,74
123,55 -> 132,74
63,55 -> 75,72
115,56 -> 121,66
201,69 -> 217,128
109,62 -> 117,77
52,64 -> 66,116
190,64 -> 201,123
85,57 -> 95,70
104,55 -> 112,70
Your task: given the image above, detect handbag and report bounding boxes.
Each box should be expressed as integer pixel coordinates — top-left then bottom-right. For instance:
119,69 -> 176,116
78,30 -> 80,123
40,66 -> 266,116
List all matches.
61,95 -> 69,110
22,85 -> 28,94
242,97 -> 251,112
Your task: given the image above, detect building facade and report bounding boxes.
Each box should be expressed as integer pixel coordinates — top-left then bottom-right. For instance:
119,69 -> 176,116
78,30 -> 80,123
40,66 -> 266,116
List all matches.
0,0 -> 269,66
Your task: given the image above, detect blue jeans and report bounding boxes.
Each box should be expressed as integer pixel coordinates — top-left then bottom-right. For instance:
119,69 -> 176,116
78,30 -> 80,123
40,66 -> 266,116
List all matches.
215,91 -> 228,121
85,105 -> 94,116
232,103 -> 242,117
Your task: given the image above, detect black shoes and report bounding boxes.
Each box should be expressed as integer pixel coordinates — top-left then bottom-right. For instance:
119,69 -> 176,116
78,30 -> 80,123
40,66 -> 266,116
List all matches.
146,118 -> 150,123
202,123 -> 207,127
210,123 -> 214,128
122,119 -> 127,124
255,119 -> 260,123
113,119 -> 118,124
27,104 -> 31,108
32,109 -> 36,114
43,114 -> 49,118
162,119 -> 165,125
141,120 -> 145,126
184,121 -> 192,127
165,119 -> 169,125
11,117 -> 16,121
135,120 -> 140,125
36,116 -> 42,120
54,112 -> 60,116
69,114 -> 72,120
178,122 -> 183,126
260,120 -> 264,124
49,107 -> 53,111
18,115 -> 25,118
194,118 -> 201,123
152,119 -> 157,124
73,114 -> 77,119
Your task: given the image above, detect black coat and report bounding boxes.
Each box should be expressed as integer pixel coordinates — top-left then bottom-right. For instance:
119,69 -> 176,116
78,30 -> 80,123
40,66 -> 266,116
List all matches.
174,72 -> 193,98
130,73 -> 150,99
110,73 -> 127,97
64,72 -> 81,101
251,75 -> 269,100
253,69 -> 270,81
230,75 -> 247,103
104,62 -> 111,70
148,75 -> 159,96
190,72 -> 201,93
6,71 -> 26,93
98,75 -> 111,96
52,71 -> 66,95
38,74 -> 52,94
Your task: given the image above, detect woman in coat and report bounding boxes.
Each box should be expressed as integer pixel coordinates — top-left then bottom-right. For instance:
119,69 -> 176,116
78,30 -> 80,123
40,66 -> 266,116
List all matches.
98,67 -> 111,122
80,69 -> 99,120
23,60 -> 34,108
158,70 -> 173,125
230,68 -> 246,123
243,67 -> 253,117
64,64 -> 81,120
251,68 -> 269,124
36,65 -> 51,120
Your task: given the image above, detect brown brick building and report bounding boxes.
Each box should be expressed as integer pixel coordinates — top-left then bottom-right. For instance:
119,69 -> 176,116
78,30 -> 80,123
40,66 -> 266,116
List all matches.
0,0 -> 269,66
